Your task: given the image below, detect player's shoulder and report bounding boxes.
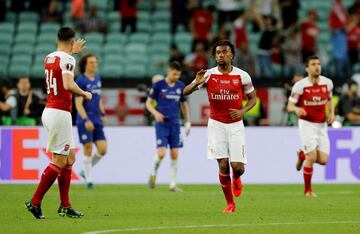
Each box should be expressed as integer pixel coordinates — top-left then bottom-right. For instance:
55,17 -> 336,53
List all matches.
319,75 -> 333,85
230,66 -> 251,78
205,67 -> 220,75
47,51 -> 75,61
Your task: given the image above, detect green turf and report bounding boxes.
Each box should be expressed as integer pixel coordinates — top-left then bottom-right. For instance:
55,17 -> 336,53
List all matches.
1,184 -> 359,234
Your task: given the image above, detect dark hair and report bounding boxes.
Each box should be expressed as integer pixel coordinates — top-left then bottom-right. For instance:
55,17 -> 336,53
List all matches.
17,76 -> 30,84
305,55 -> 320,67
211,40 -> 235,56
348,80 -> 358,89
168,61 -> 182,71
0,79 -> 12,89
78,53 -> 97,74
57,27 -> 75,42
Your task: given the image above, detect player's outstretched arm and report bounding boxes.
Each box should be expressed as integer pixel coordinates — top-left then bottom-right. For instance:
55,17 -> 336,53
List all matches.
183,69 -> 207,96
63,73 -> 92,100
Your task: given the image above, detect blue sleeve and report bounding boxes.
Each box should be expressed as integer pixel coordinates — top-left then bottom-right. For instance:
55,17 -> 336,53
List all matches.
149,82 -> 159,100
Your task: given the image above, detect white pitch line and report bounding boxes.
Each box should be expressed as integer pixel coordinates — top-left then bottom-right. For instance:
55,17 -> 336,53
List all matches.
83,221 -> 360,234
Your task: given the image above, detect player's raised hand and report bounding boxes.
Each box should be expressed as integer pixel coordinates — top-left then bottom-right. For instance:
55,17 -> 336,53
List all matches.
295,107 -> 307,117
72,38 -> 86,54
195,69 -> 207,85
229,108 -> 246,120
154,112 -> 165,122
84,91 -> 92,101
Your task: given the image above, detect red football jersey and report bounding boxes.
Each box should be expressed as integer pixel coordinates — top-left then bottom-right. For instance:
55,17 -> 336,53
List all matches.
202,66 -> 254,123
44,51 -> 76,112
289,76 -> 333,123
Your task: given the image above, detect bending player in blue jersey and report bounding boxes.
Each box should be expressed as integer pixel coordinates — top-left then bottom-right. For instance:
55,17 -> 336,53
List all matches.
75,53 -> 108,188
146,61 -> 191,192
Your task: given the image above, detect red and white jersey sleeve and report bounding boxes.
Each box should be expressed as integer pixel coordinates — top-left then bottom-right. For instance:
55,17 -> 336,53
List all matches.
204,66 -> 254,123
44,51 -> 76,112
289,76 -> 333,123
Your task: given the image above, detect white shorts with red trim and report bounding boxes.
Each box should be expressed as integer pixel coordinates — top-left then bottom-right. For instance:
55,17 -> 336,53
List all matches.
42,107 -> 75,156
298,119 -> 330,155
207,118 -> 247,163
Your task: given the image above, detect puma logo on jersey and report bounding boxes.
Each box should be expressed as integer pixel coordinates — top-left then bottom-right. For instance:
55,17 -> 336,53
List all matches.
212,78 -> 218,83
305,89 -> 311,93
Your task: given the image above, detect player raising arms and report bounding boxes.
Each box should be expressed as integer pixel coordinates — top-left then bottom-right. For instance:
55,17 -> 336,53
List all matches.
147,61 -> 191,192
287,55 -> 335,197
25,27 -> 92,219
75,53 -> 108,189
183,40 -> 257,213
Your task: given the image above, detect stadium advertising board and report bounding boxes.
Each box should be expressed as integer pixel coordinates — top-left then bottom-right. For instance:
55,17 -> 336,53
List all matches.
0,127 -> 359,184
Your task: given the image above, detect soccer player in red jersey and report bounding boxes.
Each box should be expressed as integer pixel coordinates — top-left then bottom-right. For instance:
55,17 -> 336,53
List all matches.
287,55 -> 335,197
183,40 -> 257,213
25,27 -> 92,219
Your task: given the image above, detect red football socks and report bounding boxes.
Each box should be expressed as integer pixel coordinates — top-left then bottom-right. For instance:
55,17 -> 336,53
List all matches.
219,173 -> 234,205
32,163 -> 61,206
58,164 -> 72,207
303,167 -> 313,193
299,151 -> 306,161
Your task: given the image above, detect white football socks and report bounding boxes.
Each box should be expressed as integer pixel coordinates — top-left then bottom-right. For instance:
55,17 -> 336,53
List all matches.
83,155 -> 92,182
92,152 -> 104,167
170,159 -> 178,188
151,154 -> 162,176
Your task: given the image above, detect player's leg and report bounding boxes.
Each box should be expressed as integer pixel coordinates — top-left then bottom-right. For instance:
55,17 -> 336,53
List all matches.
26,108 -> 67,219
316,151 -> 329,165
77,120 -> 94,187
92,124 -> 107,167
168,123 -> 183,192
218,158 -> 235,212
57,148 -> 84,218
169,147 -> 182,192
298,120 -> 317,196
228,121 -> 247,197
149,123 -> 168,188
316,128 -> 330,166
26,153 -> 67,219
208,119 -> 235,212
81,142 -> 94,188
303,150 -> 317,196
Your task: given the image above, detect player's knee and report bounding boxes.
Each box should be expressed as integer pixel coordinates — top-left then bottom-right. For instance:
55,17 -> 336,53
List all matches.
98,149 -> 107,156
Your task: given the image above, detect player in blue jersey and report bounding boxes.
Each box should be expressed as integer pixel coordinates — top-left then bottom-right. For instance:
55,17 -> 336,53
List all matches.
146,61 -> 191,192
75,53 -> 108,188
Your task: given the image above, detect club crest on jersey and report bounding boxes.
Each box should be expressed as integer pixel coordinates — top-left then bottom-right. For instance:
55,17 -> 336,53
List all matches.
321,87 -> 327,93
64,144 -> 70,152
176,88 -> 181,94
232,79 -> 239,85
66,63 -> 74,71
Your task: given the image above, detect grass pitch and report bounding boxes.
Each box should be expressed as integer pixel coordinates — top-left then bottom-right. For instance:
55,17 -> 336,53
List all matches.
0,184 -> 359,234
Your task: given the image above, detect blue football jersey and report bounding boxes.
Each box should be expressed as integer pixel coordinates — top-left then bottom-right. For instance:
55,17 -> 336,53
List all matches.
76,73 -> 102,122
149,79 -> 187,122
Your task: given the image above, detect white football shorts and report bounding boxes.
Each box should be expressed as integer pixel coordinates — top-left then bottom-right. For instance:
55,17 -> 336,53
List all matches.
42,107 -> 75,156
298,119 -> 330,155
207,118 -> 247,163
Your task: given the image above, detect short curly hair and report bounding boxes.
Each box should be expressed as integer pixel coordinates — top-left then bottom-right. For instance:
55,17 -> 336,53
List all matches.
211,40 -> 235,56
78,53 -> 97,74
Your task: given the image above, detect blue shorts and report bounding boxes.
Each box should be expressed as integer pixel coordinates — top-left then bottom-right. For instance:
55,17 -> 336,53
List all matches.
155,122 -> 183,148
77,120 -> 106,144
